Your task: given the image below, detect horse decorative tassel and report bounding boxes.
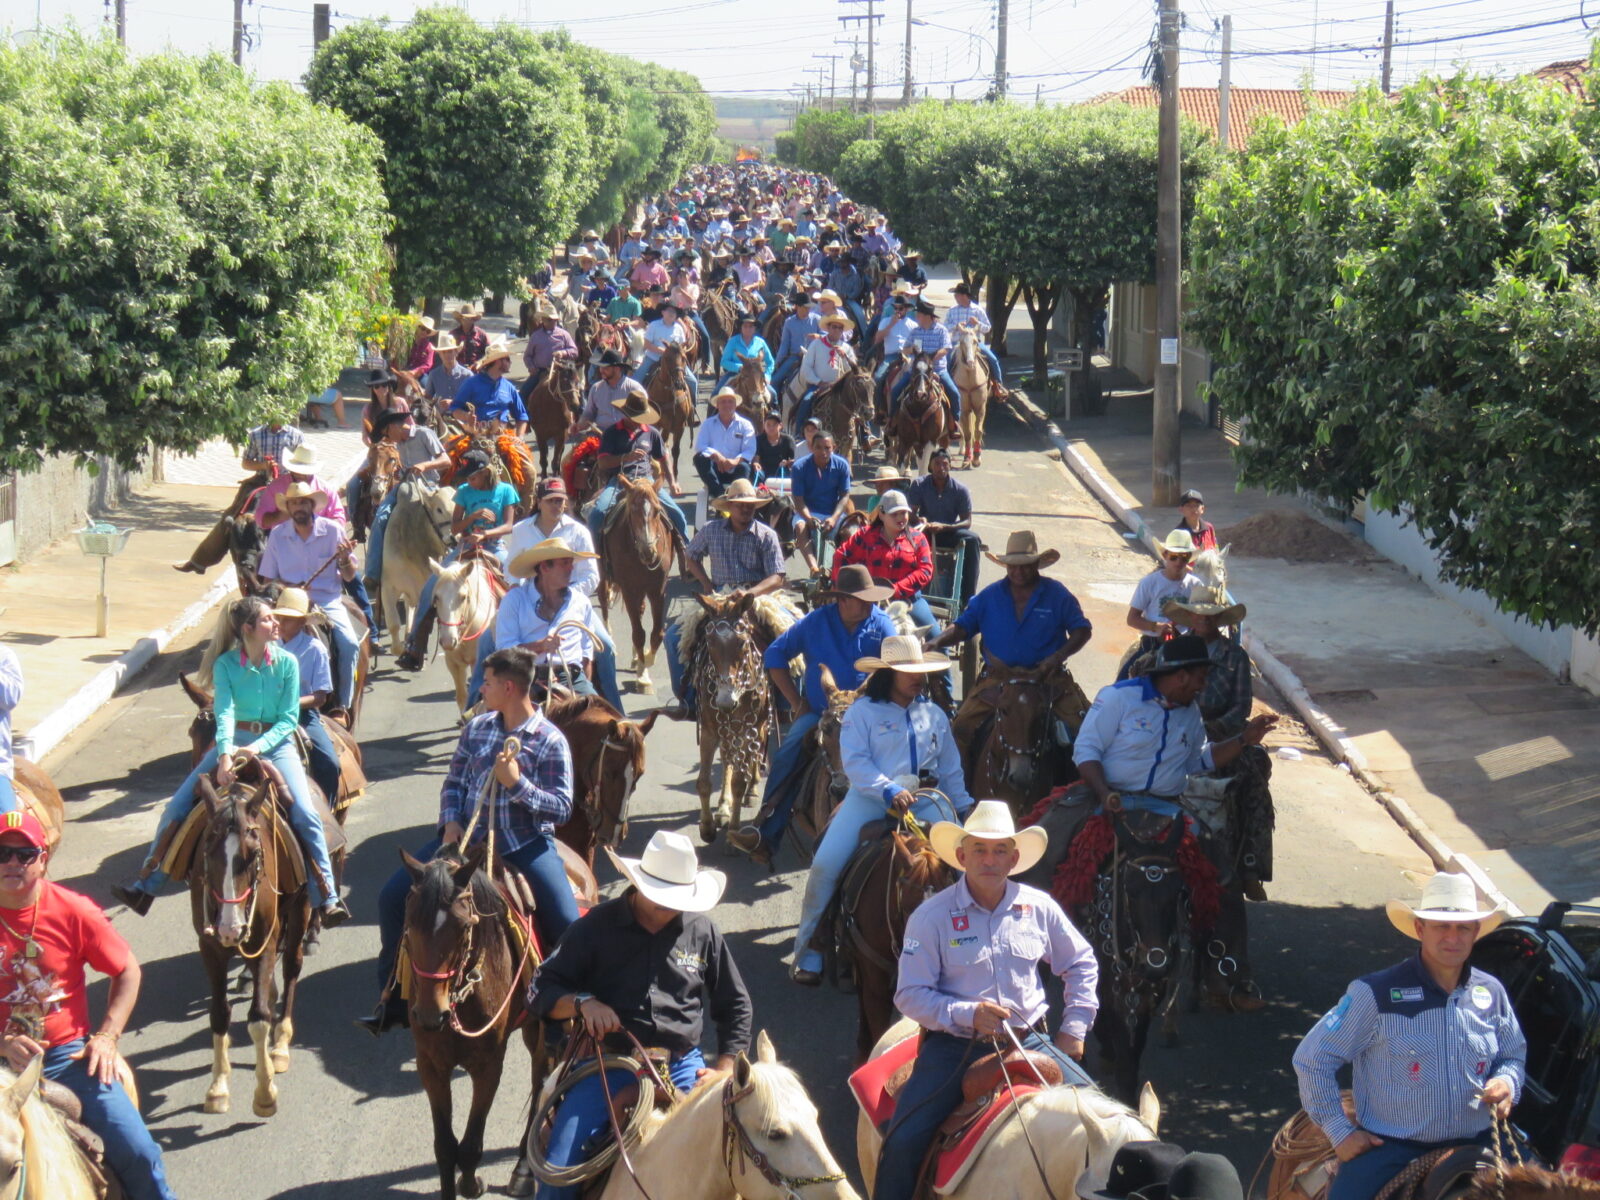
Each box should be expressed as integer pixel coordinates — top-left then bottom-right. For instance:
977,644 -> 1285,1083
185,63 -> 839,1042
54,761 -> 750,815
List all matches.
1051,814 -> 1222,932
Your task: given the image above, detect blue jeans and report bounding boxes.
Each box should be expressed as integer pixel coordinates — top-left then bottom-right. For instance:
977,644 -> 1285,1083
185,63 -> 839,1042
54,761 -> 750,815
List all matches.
586,481 -> 689,546
408,540 -> 509,644
361,488 -> 397,587
687,311 -> 713,369
665,620 -> 694,713
301,708 -> 341,807
772,354 -> 802,396
135,740 -> 336,907
375,832 -> 578,993
903,592 -> 940,636
632,354 -> 697,402
343,575 -> 377,634
536,1048 -> 705,1200
469,612 -> 621,711
889,363 -> 960,419
793,787 -> 969,974
755,711 -> 820,852
45,1040 -> 177,1200
873,1029 -> 1091,1200
692,453 -> 753,499
1328,1135 -> 1490,1200
976,343 -> 1004,385
0,775 -> 15,814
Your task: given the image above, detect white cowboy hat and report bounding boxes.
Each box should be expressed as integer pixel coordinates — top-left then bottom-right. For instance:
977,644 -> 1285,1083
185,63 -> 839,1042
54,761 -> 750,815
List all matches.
284,444 -> 321,475
274,479 -> 329,511
607,831 -> 726,913
930,800 -> 1049,875
1385,872 -> 1505,940
415,314 -> 437,333
711,386 -> 742,405
435,332 -> 459,353
269,587 -> 312,619
854,634 -> 949,675
985,530 -> 1060,569
508,536 -> 599,580
478,339 -> 513,370
1158,529 -> 1197,556
814,289 -> 842,304
820,313 -> 851,330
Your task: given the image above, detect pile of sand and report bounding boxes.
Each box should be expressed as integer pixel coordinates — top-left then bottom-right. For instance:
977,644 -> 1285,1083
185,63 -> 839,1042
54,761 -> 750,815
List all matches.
1216,509 -> 1380,563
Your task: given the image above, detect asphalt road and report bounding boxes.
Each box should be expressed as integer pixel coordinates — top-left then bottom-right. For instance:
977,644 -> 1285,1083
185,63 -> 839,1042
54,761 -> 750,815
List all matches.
41,406 -> 1432,1198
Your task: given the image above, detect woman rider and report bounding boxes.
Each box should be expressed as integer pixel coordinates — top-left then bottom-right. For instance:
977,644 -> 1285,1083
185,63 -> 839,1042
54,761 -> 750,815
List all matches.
831,489 -> 939,633
789,636 -> 974,986
113,596 -> 348,926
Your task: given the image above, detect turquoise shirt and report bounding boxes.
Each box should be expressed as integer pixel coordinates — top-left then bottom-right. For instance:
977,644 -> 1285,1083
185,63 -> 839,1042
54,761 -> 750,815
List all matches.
453,481 -> 520,534
215,642 -> 300,756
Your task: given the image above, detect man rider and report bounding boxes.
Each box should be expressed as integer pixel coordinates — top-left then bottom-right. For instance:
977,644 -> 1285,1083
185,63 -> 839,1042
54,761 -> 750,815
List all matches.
788,429 -> 852,577
522,303 -> 579,400
888,300 -> 960,422
171,420 -> 304,576
794,312 -> 857,432
449,303 -> 490,370
771,294 -> 821,399
359,410 -> 452,601
944,281 -> 1010,400
572,349 -> 646,437
451,341 -> 530,436
585,391 -> 689,547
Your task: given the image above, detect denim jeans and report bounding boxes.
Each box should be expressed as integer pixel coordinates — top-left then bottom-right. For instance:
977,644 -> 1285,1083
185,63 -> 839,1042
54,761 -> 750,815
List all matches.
301,708 -> 341,807
976,343 -> 1004,385
536,1048 -> 705,1200
45,1040 -> 177,1200
407,540 -> 510,645
136,740 -> 336,907
664,620 -> 693,713
772,354 -> 802,396
0,775 -> 15,814
1327,1135 -> 1489,1200
873,1029 -> 1091,1200
343,575 -> 377,633
889,364 -> 960,419
692,453 -> 754,499
320,597 -> 365,709
687,310 -> 713,369
375,832 -> 579,993
361,489 -> 398,587
755,711 -> 820,851
586,482 -> 689,547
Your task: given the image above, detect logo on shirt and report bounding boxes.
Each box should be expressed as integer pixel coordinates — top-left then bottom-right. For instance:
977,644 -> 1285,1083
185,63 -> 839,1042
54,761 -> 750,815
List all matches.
1474,1060 -> 1488,1076
1471,984 -> 1493,1010
950,914 -> 969,932
669,948 -> 707,976
1407,1060 -> 1423,1081
902,939 -> 919,956
948,936 -> 979,948
1323,995 -> 1351,1030
1390,986 -> 1424,1003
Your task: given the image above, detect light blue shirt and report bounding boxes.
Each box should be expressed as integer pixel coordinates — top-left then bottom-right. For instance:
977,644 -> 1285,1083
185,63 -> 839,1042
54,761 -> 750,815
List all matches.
840,695 -> 974,810
495,586 -> 596,667
282,630 -> 332,698
1072,676 -> 1216,797
695,413 -> 756,463
883,315 -> 917,357
258,516 -> 347,607
944,303 -> 991,333
0,647 -> 21,781
720,334 -> 774,378
776,312 -> 821,362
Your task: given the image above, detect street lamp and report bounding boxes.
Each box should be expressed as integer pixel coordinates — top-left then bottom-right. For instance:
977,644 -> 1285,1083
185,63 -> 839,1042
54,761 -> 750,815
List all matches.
910,17 -> 998,96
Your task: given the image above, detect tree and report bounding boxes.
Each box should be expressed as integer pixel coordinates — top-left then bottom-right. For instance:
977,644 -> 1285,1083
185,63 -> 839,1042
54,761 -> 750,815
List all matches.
637,65 -> 718,197
305,8 -> 590,303
790,108 -> 869,175
0,33 -> 388,470
1190,71 -> 1600,633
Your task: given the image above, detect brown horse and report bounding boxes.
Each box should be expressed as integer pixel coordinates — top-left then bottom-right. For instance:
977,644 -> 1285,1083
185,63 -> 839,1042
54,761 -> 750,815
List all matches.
527,358 -> 582,477
811,366 -> 876,467
400,846 -> 549,1200
598,474 -> 676,695
354,441 -> 403,544
730,354 -> 773,422
700,289 -> 739,368
787,666 -> 858,859
888,352 -> 950,474
961,665 -> 1082,813
761,296 -> 791,350
573,306 -> 602,368
648,343 -> 695,475
543,694 -> 658,868
951,324 -> 992,468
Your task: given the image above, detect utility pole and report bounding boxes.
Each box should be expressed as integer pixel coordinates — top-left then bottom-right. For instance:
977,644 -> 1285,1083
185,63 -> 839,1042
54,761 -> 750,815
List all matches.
839,0 -> 884,134
313,2 -> 330,47
1152,0 -> 1182,504
1380,0 -> 1395,93
994,0 -> 1008,99
114,0 -> 126,44
1217,15 -> 1232,150
814,52 -> 842,108
232,0 -> 245,65
902,0 -> 914,104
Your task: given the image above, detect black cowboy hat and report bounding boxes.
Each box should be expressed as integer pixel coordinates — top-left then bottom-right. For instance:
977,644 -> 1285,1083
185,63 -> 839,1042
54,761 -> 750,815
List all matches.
595,348 -> 628,368
952,282 -> 973,296
364,367 -> 398,390
1130,1154 -> 1244,1200
1146,634 -> 1214,675
372,409 -> 412,436
1090,1142 -> 1189,1200
738,312 -> 757,324
459,449 -> 492,474
914,299 -> 937,316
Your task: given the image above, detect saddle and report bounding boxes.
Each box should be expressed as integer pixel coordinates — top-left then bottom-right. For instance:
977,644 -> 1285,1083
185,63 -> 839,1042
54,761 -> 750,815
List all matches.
324,719 -> 368,815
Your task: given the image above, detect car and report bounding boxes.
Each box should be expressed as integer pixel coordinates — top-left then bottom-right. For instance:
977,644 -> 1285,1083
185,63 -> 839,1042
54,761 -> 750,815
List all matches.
1470,901 -> 1600,1179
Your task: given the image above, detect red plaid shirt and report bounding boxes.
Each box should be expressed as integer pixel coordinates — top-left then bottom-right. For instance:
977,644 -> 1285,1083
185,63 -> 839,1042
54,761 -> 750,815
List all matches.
832,523 -> 933,599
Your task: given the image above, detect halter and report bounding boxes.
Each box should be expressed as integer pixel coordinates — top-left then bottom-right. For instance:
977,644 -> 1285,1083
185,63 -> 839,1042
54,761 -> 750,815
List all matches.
691,610 -> 776,778
199,775 -> 283,962
985,676 -> 1054,771
407,881 -> 539,1038
721,1077 -> 847,1199
437,556 -> 497,644
582,733 -> 638,840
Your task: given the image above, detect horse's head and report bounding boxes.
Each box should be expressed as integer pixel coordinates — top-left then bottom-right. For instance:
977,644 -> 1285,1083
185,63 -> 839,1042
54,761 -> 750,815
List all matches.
198,771 -> 272,948
178,673 -> 217,769
721,1031 -> 855,1200
984,668 -> 1056,800
693,593 -> 759,712
889,829 -> 953,918
1074,1083 -> 1163,1197
0,1054 -> 41,1183
587,711 -> 657,846
427,555 -> 489,652
1113,813 -> 1189,988
399,844 -> 501,1033
816,666 -> 857,800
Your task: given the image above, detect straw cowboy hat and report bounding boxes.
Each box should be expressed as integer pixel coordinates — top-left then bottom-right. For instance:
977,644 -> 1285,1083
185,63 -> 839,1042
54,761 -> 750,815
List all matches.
606,830 -> 726,913
415,314 -> 437,333
455,303 -> 483,320
826,563 -> 892,604
1163,584 -> 1245,628
284,444 -> 321,476
820,313 -> 851,330
611,391 -> 660,425
854,634 -> 949,675
478,339 -> 513,370
576,251 -> 597,265
269,587 -> 312,619
435,332 -> 459,354
710,386 -> 742,405
710,478 -> 769,514
532,300 -> 560,322
814,289 -> 842,305
866,465 -> 909,489
1385,872 -> 1505,940
930,800 -> 1048,875
508,536 -> 599,581
1159,529 -> 1197,556
986,530 -> 1060,569
274,480 -> 329,511
581,229 -> 601,240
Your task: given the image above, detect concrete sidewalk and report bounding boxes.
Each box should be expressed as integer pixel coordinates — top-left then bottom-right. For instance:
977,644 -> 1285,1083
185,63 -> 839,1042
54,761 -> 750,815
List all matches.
1021,374 -> 1599,917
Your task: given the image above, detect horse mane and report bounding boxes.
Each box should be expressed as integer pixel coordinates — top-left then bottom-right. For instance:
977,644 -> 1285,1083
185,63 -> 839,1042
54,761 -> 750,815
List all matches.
902,839 -> 950,893
542,692 -> 619,727
1190,547 -> 1228,593
747,592 -> 800,643
1465,1166 -> 1600,1200
0,1064 -> 98,1197
415,854 -> 505,923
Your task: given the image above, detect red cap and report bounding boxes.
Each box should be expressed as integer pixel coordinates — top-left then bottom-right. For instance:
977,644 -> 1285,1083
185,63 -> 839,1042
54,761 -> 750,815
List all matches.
0,810 -> 49,849
536,478 -> 568,498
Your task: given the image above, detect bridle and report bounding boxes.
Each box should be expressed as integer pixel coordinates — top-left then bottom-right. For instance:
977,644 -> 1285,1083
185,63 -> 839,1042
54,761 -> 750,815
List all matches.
436,555 -> 496,645
200,784 -> 282,962
1089,826 -> 1189,1035
985,676 -> 1054,784
407,881 -> 538,1039
581,732 -> 639,842
721,1077 -> 847,1199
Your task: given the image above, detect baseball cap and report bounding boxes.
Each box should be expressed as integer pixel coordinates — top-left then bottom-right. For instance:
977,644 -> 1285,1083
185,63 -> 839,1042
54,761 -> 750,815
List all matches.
0,811 -> 49,849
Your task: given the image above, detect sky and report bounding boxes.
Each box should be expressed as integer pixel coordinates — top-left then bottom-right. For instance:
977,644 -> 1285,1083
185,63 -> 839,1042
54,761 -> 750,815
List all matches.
6,0 -> 1595,104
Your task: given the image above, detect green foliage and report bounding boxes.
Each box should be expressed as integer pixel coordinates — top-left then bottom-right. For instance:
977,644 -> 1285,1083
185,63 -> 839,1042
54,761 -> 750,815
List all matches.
790,108 -> 870,175
773,131 -> 798,164
0,32 -> 389,470
637,65 -> 718,196
1190,72 -> 1600,633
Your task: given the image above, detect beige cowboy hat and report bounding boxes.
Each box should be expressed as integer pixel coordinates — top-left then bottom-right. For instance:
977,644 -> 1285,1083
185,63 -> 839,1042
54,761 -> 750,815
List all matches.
867,465 -> 909,489
709,478 -> 769,513
274,479 -> 329,511
710,386 -> 742,405
814,289 -> 842,305
607,830 -> 726,913
777,218 -> 796,229
1163,584 -> 1245,627
435,332 -> 459,353
820,313 -> 851,330
581,229 -> 601,240
478,339 -> 513,370
508,536 -> 599,580
533,301 -> 560,322
284,444 -> 321,476
1158,529 -> 1197,556
455,303 -> 483,320
826,562 -> 893,604
1386,873 -> 1505,940
891,282 -> 919,297
854,633 -> 949,675
930,800 -> 1049,875
611,390 -> 661,425
986,530 -> 1061,569
269,587 -> 312,619
415,314 -> 437,333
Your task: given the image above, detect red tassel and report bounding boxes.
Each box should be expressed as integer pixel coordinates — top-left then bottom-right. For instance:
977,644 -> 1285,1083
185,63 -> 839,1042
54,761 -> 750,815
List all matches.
1051,814 -> 1115,912
1020,787 -> 1071,830
1176,830 -> 1221,932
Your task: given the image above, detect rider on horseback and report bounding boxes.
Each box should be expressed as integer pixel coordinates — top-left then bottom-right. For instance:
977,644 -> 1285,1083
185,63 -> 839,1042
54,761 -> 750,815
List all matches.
1120,529 -> 1202,679
876,802 -> 1097,1200
790,636 -> 974,986
793,313 -> 857,433
946,282 -> 1010,401
495,537 -> 601,698
268,588 -> 344,809
450,341 -> 529,437
715,313 -> 774,393
630,300 -> 698,401
522,302 -> 578,401
888,300 -> 961,422
584,392 -> 690,547
357,410 -> 452,603
771,294 -> 820,400
172,420 -> 303,577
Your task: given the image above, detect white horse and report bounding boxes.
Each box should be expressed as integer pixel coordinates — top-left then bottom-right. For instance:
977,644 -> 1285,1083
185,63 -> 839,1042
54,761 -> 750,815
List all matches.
428,552 -> 501,715
856,1018 -> 1161,1200
379,479 -> 454,656
0,1057 -> 105,1200
592,1030 -> 859,1200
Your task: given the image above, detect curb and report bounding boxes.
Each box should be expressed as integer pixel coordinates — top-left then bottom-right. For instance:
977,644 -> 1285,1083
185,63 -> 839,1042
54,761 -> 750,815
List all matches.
1008,389 -> 1523,917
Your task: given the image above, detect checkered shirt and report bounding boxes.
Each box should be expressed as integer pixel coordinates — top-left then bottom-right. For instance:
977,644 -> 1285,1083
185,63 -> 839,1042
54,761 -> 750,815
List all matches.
437,710 -> 573,851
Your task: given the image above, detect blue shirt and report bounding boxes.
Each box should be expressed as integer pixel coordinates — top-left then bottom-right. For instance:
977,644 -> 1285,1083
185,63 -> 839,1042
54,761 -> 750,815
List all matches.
720,334 -> 774,378
1294,956 -> 1526,1146
762,605 -> 895,712
840,695 -> 974,810
776,313 -> 821,362
452,481 -> 520,533
1072,676 -> 1216,797
954,578 -> 1091,669
437,709 -> 573,849
905,322 -> 952,360
0,647 -> 20,782
282,630 -> 332,698
451,373 -> 530,426
791,452 -> 852,518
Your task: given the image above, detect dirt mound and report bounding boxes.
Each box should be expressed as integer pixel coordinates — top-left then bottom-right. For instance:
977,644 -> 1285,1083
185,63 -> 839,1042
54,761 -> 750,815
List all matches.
1216,509 -> 1379,563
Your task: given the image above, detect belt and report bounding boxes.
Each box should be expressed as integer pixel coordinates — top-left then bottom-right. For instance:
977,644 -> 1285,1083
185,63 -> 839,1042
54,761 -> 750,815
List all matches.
237,720 -> 271,734
532,664 -> 584,681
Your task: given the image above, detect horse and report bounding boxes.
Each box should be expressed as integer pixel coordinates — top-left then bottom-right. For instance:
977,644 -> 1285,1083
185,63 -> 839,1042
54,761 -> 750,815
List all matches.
888,352 -> 950,475
527,358 -> 583,477
574,306 -> 602,368
810,366 -> 876,467
354,441 -> 402,544
730,354 -> 773,422
760,296 -> 791,351
0,1056 -> 107,1200
597,474 -> 675,695
951,324 -> 992,469
380,478 -> 454,656
962,664 -> 1082,814
647,343 -> 695,475
788,666 -> 858,860
401,846 -> 549,1200
429,550 -> 503,717
700,287 -> 739,367
543,694 -> 658,868
679,592 -> 797,846
856,1017 -> 1162,1200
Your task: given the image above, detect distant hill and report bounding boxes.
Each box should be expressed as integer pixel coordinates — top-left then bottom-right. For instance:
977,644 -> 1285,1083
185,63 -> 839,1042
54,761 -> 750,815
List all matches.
712,95 -> 794,153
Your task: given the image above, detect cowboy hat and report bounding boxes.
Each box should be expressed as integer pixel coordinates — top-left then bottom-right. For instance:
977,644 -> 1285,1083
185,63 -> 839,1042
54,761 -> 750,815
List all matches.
1158,529 -> 1197,556
983,531 -> 1060,570
867,465 -> 909,488
364,367 -> 398,390
814,289 -> 842,304
455,303 -> 482,320
415,314 -> 437,333
284,444 -> 321,476
1145,634 -> 1214,675
1090,1143 -> 1190,1200
710,478 -> 769,513
891,281 -> 918,296
581,229 -> 601,240
930,800 -> 1048,875
611,390 -> 660,425
274,480 -> 329,511
1385,872 -> 1505,940
269,587 -> 312,619
876,488 -> 912,515
435,332 -> 459,353
532,301 -> 560,322
914,299 -> 938,317
508,536 -> 599,580
1131,1153 -> 1245,1200
478,339 -> 513,370
710,386 -> 742,405
595,348 -> 628,369
1162,586 -> 1245,627
820,313 -> 851,330
854,634 -> 949,675
607,831 -> 726,913
575,251 -> 597,264
827,563 -> 893,604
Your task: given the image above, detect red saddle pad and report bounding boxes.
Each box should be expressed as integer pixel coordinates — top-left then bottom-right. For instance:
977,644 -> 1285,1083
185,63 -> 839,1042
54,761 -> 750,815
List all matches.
848,1031 -> 919,1130
933,1084 -> 1042,1192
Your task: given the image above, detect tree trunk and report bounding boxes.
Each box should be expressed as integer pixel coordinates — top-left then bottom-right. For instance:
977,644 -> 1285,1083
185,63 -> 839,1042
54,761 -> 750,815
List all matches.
1070,285 -> 1109,417
985,275 -> 1021,358
487,292 -> 507,317
1021,283 -> 1060,384
423,295 -> 445,324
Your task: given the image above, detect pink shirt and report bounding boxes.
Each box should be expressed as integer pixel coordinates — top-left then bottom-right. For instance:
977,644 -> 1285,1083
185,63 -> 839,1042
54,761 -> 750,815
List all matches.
255,473 -> 348,528
630,261 -> 669,291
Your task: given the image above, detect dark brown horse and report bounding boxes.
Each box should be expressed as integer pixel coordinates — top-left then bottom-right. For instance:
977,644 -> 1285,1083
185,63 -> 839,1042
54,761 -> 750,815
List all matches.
648,343 -> 695,474
888,352 -> 950,475
527,358 -> 583,479
787,667 -> 858,859
598,474 -> 676,696
811,365 -> 876,466
400,846 -> 550,1200
730,354 -> 773,423
353,441 -> 402,544
543,693 -> 659,868
700,289 -> 739,369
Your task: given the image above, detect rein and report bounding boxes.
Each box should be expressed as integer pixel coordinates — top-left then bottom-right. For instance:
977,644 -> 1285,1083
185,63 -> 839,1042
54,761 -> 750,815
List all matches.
437,557 -> 497,645
722,1077 -> 847,1198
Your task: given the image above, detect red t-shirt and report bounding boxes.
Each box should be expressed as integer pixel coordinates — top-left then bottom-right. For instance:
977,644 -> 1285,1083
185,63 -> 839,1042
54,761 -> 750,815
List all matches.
0,882 -> 130,1047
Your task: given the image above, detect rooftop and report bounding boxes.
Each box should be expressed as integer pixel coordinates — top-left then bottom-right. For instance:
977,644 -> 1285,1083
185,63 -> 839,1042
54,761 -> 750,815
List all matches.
1088,85 -> 1353,148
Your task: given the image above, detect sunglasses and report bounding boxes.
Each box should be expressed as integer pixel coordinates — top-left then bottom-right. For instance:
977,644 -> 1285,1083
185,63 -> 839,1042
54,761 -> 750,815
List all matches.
1163,552 -> 1192,562
0,845 -> 43,865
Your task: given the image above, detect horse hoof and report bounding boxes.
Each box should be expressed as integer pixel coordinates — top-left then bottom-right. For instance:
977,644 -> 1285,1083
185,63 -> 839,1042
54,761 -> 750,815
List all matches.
506,1165 -> 536,1199
271,1050 -> 291,1074
252,1095 -> 278,1118
459,1173 -> 484,1198
698,820 -> 717,845
204,1092 -> 230,1115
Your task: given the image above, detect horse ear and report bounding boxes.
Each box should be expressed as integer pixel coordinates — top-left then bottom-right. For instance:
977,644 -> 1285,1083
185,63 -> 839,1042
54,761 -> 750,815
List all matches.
400,849 -> 428,881
2,1053 -> 42,1117
245,780 -> 271,816
633,711 -> 660,738
458,841 -> 488,884
178,673 -> 212,711
427,557 -> 443,575
819,663 -> 838,699
198,775 -> 223,815
734,1051 -> 752,1089
1137,1082 -> 1161,1134
754,1029 -> 777,1064
693,593 -> 716,612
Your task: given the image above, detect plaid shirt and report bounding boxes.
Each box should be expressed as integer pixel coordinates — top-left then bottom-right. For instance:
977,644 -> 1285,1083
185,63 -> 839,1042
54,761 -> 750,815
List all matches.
904,322 -> 952,360
244,425 -> 304,469
833,522 -> 933,599
686,518 -> 784,588
437,710 -> 573,852
451,324 -> 490,368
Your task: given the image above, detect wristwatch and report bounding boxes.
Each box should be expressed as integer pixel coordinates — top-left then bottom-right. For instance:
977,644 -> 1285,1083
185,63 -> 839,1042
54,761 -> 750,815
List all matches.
572,993 -> 595,1014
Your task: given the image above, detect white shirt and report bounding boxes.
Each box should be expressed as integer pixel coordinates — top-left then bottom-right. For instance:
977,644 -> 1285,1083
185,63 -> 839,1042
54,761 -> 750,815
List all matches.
883,315 -> 917,357
1130,568 -> 1202,625
643,318 -> 686,356
495,586 -> 597,667
1072,676 -> 1216,796
0,647 -> 21,781
801,337 -> 856,387
506,513 -> 598,598
695,413 -> 756,462
839,695 -> 974,809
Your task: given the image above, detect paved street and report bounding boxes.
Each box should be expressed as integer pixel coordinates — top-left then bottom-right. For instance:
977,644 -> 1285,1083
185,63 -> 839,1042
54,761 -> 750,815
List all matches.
41,407 -> 1431,1198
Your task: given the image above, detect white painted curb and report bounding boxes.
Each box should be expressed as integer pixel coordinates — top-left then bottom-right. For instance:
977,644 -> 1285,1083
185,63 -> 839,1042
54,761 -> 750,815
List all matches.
1010,390 -> 1522,916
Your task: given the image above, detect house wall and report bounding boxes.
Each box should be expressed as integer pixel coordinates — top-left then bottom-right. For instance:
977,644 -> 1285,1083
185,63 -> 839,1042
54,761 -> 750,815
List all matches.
9,454 -> 152,565
1107,282 -> 1213,418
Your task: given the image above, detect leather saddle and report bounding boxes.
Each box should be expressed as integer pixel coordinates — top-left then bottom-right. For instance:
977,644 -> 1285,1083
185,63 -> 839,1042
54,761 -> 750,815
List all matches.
816,818 -> 897,992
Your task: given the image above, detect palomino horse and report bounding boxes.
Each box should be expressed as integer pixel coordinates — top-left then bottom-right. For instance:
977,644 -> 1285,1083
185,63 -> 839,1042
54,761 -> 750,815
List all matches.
951,324 -> 992,469
888,353 -> 950,475
598,475 -> 676,694
857,1017 -> 1161,1200
379,479 -> 454,655
428,550 -> 503,717
648,344 -> 696,475
527,359 -> 582,477
400,846 -> 549,1200
810,367 -> 876,467
680,592 -> 796,846
729,354 -> 773,422
0,1057 -> 108,1199
354,441 -> 402,544
543,695 -> 658,868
